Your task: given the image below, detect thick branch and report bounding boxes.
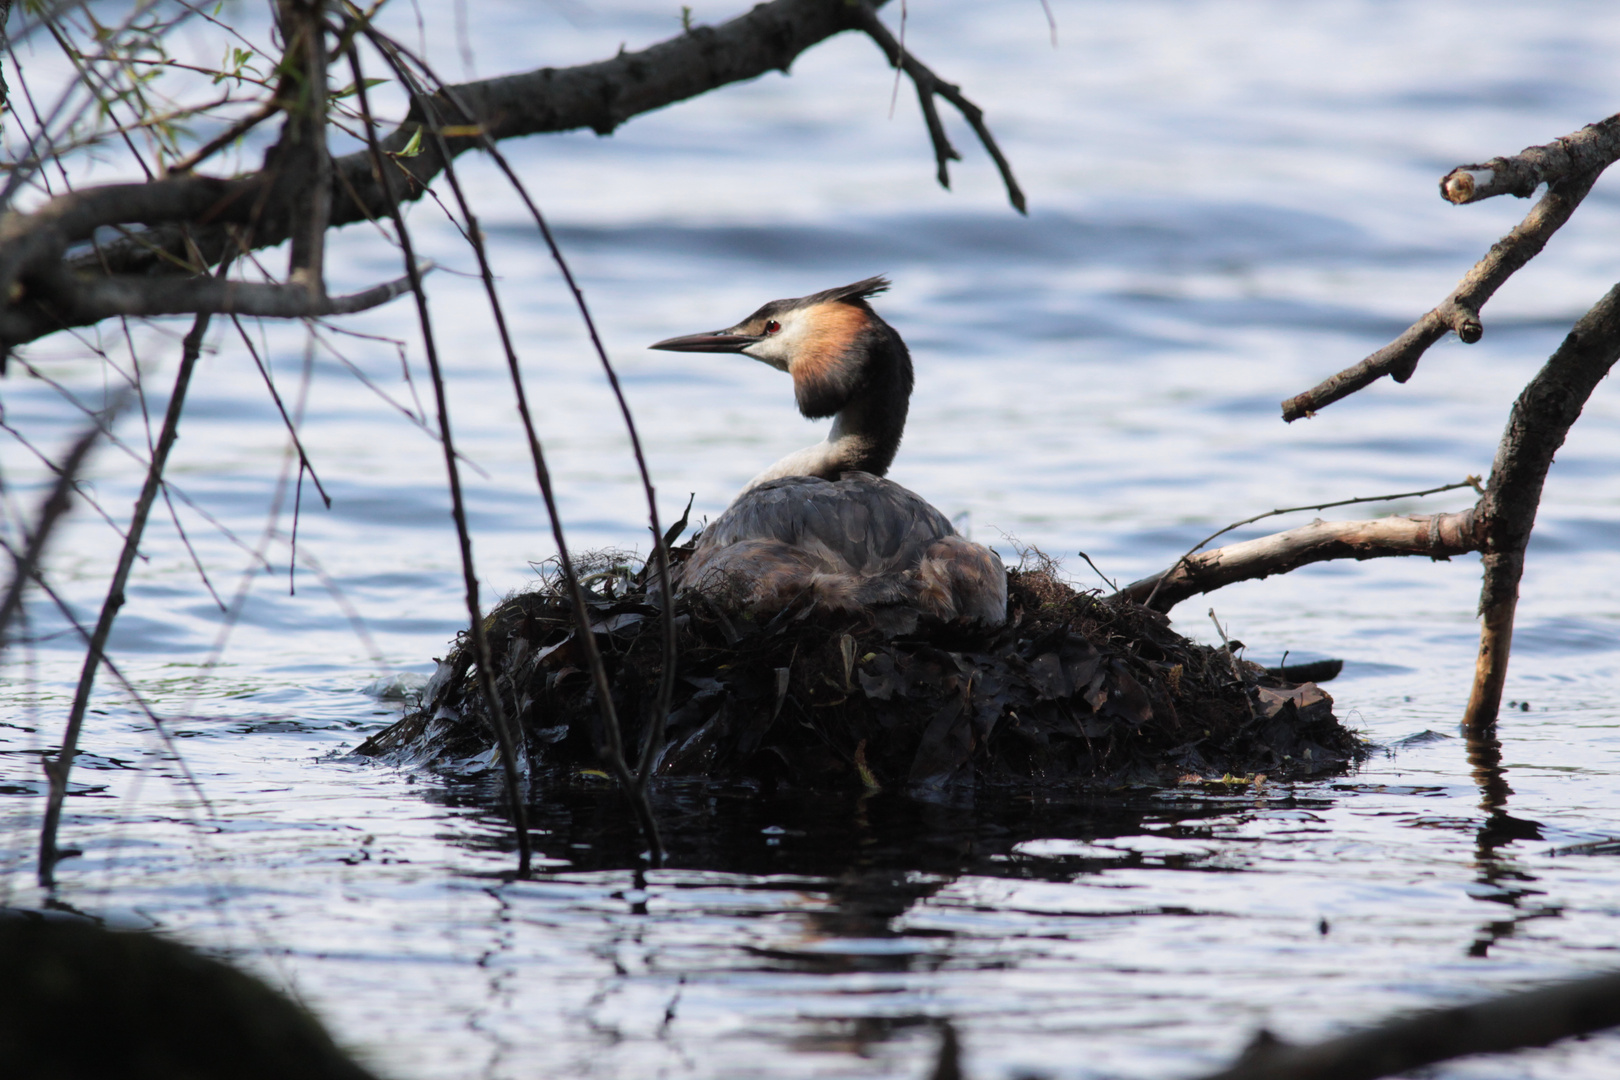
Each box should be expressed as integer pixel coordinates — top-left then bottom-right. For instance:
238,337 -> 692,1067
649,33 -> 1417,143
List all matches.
0,0 -> 901,350
1282,169 -> 1600,422
1197,969 -> 1620,1080
0,177 -> 260,299
1115,509 -> 1480,613
274,0 -> 332,295
3,266 -> 424,335
1463,279 -> 1620,728
1440,112 -> 1620,204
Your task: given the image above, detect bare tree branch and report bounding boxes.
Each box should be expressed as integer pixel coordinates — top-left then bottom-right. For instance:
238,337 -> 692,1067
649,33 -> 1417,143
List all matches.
162,100 -> 281,178
1440,112 -> 1620,204
1196,969 -> 1620,1080
1281,169 -> 1601,422
1115,510 -> 1480,613
1139,479 -> 1482,609
1463,279 -> 1620,729
360,26 -> 672,858
1,0 -> 958,352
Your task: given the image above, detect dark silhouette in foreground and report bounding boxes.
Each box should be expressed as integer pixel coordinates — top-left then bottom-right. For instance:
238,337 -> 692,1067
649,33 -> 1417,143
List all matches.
0,912 -> 378,1080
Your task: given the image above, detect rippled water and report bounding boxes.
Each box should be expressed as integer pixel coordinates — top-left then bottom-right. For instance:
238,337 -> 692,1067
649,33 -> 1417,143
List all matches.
5,1 -> 1620,1076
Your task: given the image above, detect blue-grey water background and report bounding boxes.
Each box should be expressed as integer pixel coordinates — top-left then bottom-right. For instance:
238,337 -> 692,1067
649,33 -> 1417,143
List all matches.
5,1 -> 1620,1076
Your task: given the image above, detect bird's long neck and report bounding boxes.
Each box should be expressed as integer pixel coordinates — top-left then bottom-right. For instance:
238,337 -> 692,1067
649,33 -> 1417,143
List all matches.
743,325 -> 912,493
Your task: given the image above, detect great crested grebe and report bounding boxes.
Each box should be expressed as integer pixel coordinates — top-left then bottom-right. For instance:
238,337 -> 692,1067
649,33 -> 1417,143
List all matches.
650,277 -> 1007,631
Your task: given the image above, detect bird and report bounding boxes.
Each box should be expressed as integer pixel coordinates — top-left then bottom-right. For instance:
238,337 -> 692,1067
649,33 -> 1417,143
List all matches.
649,276 -> 1007,633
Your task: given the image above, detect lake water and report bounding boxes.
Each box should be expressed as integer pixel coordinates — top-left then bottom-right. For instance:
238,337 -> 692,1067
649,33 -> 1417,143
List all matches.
4,1 -> 1620,1076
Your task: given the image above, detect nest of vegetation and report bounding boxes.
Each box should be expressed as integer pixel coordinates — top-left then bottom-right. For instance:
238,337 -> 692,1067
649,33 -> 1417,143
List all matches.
357,547 -> 1361,789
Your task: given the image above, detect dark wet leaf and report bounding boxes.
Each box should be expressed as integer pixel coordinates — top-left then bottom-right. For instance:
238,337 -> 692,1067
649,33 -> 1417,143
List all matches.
858,652 -> 903,701
1027,652 -> 1072,700
1102,666 -> 1153,726
908,696 -> 973,785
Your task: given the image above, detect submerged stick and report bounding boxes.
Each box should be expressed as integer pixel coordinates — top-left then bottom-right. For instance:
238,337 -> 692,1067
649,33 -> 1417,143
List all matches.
1197,969 -> 1620,1080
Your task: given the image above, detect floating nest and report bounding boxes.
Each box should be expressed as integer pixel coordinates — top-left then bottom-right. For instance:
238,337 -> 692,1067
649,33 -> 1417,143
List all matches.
357,545 -> 1362,790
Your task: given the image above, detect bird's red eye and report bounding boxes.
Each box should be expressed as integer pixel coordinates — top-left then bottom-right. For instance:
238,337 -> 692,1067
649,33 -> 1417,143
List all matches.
764,320 -> 781,335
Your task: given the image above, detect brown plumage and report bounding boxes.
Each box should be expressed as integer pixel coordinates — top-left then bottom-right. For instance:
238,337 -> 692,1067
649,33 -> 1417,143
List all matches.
651,277 -> 1007,632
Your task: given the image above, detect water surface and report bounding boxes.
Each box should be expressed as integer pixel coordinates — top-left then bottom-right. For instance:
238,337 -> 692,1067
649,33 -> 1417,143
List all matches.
4,1 -> 1620,1077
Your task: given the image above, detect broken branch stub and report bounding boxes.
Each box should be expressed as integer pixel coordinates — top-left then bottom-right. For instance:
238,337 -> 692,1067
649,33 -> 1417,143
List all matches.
1440,111 -> 1620,204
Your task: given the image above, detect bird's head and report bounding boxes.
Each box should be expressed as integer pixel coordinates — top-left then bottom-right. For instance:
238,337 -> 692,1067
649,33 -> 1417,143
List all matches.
649,276 -> 899,418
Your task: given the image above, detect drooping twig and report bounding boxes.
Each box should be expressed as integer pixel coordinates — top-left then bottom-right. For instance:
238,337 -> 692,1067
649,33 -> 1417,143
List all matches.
9,553 -> 219,830
346,45 -> 531,878
359,26 -> 669,860
1195,968 -> 1620,1080
230,314 -> 331,508
1462,279 -> 1620,730
1131,479 -> 1482,611
851,0 -> 1026,213
1281,168 -> 1601,422
0,413 -> 110,651
38,287 -> 221,888
1116,510 -> 1481,614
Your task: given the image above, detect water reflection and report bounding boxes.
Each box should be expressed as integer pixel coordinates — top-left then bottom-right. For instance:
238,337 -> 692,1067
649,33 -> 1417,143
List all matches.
1463,724 -> 1553,960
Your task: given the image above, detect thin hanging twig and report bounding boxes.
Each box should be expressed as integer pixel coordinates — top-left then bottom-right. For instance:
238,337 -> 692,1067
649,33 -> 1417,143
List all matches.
38,276 -> 224,887
7,552 -> 218,826
0,413 -> 112,650
360,24 -> 677,856
230,314 -> 332,508
345,40 -> 532,878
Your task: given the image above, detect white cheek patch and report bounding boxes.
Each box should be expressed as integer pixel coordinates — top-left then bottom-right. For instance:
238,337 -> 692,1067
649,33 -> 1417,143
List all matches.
741,312 -> 812,372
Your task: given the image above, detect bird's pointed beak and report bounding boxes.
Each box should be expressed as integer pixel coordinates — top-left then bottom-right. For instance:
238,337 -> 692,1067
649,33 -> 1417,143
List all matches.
648,330 -> 759,353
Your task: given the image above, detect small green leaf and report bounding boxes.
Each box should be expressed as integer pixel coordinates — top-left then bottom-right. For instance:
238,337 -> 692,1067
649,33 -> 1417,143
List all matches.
397,126 -> 424,158
331,77 -> 388,100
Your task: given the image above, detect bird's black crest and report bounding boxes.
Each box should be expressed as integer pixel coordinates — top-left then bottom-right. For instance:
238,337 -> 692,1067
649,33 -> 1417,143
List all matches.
801,275 -> 890,308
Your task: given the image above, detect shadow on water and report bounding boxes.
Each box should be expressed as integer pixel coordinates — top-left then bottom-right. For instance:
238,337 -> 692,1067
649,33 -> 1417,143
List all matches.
432,777 -> 1336,923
